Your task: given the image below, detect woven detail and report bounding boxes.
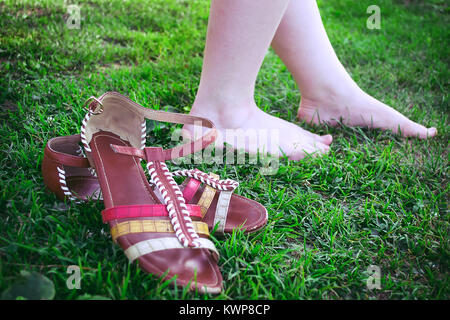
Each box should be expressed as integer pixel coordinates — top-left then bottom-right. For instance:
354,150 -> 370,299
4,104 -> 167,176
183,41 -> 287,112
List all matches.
124,237 -> 219,263
140,120 -> 146,149
172,169 -> 239,191
110,220 -> 209,241
146,161 -> 202,248
75,144 -> 98,178
56,166 -> 78,202
88,167 -> 98,177
173,170 -> 237,228
80,111 -> 92,153
75,145 -> 84,157
197,185 -> 217,217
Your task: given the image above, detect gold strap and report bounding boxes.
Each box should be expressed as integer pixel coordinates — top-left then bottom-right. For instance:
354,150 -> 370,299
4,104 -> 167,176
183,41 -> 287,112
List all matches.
197,173 -> 219,217
110,220 -> 210,241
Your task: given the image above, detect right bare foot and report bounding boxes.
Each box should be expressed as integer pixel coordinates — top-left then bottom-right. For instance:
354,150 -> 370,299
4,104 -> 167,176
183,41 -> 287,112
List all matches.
184,101 -> 332,161
298,85 -> 437,139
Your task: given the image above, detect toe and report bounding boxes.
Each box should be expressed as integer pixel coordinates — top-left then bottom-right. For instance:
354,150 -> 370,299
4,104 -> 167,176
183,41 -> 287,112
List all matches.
309,132 -> 333,146
289,139 -> 329,160
426,127 -> 438,138
400,120 -> 436,139
300,127 -> 333,146
311,141 -> 330,155
320,134 -> 333,145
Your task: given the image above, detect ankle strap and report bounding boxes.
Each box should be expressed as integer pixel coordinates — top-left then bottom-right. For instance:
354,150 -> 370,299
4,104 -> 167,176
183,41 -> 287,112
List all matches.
86,92 -> 217,161
110,144 -> 206,162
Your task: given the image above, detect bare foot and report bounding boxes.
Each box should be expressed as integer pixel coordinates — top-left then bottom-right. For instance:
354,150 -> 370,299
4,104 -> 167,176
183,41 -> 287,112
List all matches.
185,101 -> 333,161
298,86 -> 437,139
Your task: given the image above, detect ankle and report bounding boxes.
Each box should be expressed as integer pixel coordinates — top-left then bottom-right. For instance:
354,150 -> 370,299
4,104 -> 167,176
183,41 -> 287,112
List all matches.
191,95 -> 258,127
301,78 -> 362,106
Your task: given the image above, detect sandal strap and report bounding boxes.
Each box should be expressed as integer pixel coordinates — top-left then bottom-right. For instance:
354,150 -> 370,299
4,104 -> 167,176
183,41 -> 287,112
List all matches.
197,183 -> 217,217
86,92 -> 218,161
214,191 -> 233,234
146,160 -> 202,248
44,135 -> 204,203
182,178 -> 202,203
172,169 -> 239,191
102,204 -> 202,223
108,144 -> 213,248
172,170 -> 238,234
124,237 -> 219,263
110,220 -> 210,242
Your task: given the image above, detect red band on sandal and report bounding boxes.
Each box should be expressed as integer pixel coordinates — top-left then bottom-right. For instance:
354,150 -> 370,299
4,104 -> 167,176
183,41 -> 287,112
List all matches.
182,178 -> 202,203
102,204 -> 202,223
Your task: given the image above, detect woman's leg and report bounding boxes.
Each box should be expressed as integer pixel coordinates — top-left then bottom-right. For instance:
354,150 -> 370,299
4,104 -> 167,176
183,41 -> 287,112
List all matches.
188,0 -> 332,160
271,0 -> 437,139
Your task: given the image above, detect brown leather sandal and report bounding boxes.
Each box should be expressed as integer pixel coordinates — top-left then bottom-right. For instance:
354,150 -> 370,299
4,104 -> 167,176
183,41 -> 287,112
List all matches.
42,134 -> 101,202
43,133 -> 267,235
71,92 -> 224,293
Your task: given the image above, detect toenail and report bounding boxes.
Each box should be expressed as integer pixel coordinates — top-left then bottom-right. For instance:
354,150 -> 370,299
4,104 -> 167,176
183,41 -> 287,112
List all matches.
428,127 -> 437,136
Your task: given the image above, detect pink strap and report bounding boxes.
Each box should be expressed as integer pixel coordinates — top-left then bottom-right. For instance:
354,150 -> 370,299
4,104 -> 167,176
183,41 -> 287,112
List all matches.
102,204 -> 202,223
182,178 -> 202,203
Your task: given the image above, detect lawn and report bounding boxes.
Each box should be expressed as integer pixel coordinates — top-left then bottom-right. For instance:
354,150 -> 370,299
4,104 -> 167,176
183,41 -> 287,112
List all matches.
0,0 -> 448,300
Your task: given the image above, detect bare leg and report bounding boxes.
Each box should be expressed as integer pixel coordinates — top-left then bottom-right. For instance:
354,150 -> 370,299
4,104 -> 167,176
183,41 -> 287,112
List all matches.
188,0 -> 332,160
271,0 -> 437,139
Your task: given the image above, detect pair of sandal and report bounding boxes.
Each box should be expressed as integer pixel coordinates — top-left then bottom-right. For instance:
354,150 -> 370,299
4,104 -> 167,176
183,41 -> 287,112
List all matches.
42,92 -> 268,293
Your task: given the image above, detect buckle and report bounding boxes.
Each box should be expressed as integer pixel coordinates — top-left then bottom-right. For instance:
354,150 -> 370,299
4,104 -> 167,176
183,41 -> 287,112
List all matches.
83,96 -> 104,115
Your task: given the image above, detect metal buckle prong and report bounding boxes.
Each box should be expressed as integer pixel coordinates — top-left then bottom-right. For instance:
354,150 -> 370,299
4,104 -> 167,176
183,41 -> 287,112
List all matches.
83,96 -> 104,115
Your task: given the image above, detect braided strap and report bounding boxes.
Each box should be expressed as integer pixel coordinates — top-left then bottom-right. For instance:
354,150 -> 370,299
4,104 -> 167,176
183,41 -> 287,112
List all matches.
80,111 -> 92,153
110,220 -> 209,242
56,166 -> 78,202
124,237 -> 219,263
172,170 -> 238,233
147,161 -> 202,248
172,169 -> 239,191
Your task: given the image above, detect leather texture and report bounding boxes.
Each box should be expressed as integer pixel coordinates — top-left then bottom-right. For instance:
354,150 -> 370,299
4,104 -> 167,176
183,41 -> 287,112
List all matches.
81,92 -> 223,293
102,203 -> 203,223
43,134 -> 268,235
110,220 -> 210,242
42,134 -> 99,201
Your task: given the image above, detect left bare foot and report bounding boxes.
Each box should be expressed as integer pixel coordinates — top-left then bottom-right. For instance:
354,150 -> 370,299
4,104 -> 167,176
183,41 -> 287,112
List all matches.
298,86 -> 437,139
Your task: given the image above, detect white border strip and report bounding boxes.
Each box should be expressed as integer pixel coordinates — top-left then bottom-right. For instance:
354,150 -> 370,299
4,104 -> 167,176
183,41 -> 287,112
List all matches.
124,237 -> 219,262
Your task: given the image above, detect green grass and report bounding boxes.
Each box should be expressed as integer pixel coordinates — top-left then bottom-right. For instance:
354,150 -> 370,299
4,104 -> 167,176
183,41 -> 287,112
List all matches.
0,0 -> 448,300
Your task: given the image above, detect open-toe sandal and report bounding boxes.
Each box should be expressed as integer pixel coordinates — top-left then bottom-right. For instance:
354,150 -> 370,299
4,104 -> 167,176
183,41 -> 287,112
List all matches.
68,92 -> 225,293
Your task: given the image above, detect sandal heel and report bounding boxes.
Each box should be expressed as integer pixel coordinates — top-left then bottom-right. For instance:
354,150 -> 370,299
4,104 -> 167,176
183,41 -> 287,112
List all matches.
42,135 -> 99,202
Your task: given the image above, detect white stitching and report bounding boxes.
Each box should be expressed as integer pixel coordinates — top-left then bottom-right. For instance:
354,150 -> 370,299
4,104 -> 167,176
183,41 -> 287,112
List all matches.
172,169 -> 239,191
146,161 -> 202,248
141,120 -> 146,149
80,112 -> 92,153
57,166 -> 78,202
